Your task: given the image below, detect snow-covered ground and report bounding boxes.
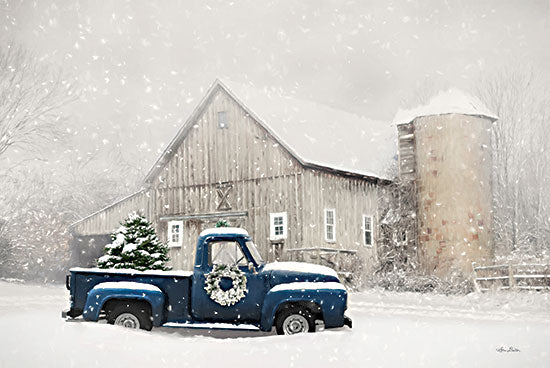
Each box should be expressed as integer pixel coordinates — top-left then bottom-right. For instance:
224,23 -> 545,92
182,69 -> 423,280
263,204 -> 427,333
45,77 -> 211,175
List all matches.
1,281 -> 549,367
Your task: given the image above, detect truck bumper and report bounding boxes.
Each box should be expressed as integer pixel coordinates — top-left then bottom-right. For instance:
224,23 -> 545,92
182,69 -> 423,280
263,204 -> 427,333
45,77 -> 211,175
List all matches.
61,308 -> 82,319
344,315 -> 352,328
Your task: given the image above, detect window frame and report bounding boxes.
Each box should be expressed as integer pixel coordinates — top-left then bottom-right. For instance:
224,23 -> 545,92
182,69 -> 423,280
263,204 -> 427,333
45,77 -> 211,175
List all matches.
362,215 -> 374,247
167,220 -> 183,248
208,240 -> 248,267
324,208 -> 336,242
217,111 -> 228,129
269,212 -> 287,241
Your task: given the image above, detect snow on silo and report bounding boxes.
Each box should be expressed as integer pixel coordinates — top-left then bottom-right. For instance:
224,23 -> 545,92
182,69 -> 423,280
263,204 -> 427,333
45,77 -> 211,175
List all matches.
394,89 -> 498,277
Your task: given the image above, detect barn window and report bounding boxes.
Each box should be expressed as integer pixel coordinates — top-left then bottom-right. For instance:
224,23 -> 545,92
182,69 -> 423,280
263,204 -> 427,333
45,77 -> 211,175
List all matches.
270,212 -> 287,240
168,220 -> 183,247
324,209 -> 336,242
362,215 -> 373,247
217,111 -> 228,129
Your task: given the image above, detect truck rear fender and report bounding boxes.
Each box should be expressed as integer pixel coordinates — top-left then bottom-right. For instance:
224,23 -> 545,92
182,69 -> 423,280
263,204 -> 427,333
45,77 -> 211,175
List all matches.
82,285 -> 165,327
259,283 -> 347,331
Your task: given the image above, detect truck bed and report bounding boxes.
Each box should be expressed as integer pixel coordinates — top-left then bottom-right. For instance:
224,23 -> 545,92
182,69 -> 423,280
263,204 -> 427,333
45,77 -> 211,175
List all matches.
68,268 -> 193,324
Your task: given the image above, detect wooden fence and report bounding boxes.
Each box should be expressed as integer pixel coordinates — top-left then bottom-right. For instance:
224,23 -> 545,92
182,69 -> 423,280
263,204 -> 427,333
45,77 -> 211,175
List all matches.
472,262 -> 550,292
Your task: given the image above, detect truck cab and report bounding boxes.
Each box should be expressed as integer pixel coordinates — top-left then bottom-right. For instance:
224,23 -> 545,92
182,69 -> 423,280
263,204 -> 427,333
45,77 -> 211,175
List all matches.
63,228 -> 352,335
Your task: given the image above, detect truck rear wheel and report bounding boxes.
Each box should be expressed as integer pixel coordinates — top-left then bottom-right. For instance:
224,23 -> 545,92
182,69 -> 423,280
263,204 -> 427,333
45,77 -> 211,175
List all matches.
106,301 -> 153,331
275,306 -> 316,335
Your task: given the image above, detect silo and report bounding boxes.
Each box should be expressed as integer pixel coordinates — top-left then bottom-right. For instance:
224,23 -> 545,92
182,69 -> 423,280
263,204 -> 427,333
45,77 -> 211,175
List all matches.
395,90 -> 497,277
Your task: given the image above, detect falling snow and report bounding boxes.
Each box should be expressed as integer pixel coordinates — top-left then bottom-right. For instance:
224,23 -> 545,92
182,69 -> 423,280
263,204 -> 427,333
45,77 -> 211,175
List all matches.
1,1 -> 550,366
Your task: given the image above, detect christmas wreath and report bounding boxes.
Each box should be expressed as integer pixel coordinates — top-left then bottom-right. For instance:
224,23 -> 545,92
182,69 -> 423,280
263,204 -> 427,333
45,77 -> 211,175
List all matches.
204,264 -> 248,306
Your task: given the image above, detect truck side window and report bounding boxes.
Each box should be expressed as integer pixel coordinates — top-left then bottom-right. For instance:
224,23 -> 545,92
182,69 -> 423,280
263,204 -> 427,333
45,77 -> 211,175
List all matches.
209,241 -> 248,267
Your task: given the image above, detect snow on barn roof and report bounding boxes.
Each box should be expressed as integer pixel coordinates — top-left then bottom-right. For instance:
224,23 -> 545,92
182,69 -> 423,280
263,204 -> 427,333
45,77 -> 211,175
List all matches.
144,79 -> 397,183
220,80 -> 397,180
393,88 -> 498,126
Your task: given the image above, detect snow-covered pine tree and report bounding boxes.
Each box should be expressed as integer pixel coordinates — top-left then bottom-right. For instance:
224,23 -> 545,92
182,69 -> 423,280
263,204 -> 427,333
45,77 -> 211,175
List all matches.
215,220 -> 230,228
97,212 -> 170,271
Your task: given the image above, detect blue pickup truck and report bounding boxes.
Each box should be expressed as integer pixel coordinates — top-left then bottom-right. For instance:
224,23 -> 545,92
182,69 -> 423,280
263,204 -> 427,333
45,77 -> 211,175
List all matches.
63,228 -> 352,335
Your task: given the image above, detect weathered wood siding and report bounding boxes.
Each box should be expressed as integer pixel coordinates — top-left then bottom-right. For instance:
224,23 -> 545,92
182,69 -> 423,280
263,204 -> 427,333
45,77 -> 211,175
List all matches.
156,173 -> 304,270
71,191 -> 153,236
152,87 -> 301,189
398,122 -> 416,180
300,170 -> 379,272
150,87 -> 304,270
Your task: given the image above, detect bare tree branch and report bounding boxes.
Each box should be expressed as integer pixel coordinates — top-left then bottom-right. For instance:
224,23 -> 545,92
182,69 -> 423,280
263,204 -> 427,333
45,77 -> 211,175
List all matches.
475,66 -> 550,259
0,43 -> 77,162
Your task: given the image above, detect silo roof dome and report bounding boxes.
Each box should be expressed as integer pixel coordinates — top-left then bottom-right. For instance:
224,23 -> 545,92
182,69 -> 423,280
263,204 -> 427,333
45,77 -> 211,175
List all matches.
393,88 -> 498,126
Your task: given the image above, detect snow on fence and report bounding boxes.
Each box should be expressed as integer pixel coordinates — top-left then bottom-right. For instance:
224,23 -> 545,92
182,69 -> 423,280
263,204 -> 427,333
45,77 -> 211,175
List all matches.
472,262 -> 550,292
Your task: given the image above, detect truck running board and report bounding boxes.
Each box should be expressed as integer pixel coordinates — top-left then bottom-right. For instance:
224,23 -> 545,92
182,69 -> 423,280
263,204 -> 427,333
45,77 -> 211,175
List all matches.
162,322 -> 260,331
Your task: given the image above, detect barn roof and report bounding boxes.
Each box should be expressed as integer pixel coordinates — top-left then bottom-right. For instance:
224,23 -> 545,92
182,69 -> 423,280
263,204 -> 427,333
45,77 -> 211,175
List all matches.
144,79 -> 397,183
393,88 -> 498,126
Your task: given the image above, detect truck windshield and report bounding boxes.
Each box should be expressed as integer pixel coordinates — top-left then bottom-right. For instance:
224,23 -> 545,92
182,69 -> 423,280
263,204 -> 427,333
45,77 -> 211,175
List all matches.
245,241 -> 264,265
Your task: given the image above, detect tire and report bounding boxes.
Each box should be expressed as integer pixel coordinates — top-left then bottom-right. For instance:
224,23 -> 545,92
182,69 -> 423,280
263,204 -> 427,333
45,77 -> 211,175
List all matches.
106,301 -> 153,331
275,306 -> 316,335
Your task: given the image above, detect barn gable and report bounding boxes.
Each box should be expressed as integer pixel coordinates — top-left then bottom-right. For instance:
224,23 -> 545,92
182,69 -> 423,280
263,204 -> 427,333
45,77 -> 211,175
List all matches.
145,79 -> 396,186
149,83 -> 303,190
144,80 -> 304,188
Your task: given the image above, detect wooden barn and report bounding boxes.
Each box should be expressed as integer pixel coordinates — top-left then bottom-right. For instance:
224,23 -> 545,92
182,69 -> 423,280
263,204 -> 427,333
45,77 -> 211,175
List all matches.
70,79 -> 396,277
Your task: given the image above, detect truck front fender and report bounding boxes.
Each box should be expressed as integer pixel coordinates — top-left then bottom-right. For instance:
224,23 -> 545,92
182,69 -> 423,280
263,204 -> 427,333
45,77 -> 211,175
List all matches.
82,282 -> 165,326
260,282 -> 347,331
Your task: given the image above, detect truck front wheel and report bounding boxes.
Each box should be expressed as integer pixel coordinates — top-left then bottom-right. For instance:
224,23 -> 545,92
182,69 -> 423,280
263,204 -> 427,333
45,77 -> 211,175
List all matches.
106,301 -> 153,331
275,306 -> 316,335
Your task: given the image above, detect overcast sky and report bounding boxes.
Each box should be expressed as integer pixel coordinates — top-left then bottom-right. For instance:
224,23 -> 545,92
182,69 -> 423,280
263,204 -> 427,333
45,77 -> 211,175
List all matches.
2,0 -> 550,169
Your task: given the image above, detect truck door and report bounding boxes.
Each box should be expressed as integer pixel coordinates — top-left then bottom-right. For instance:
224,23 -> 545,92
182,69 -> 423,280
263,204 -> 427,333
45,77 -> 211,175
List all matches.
191,238 -> 267,324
